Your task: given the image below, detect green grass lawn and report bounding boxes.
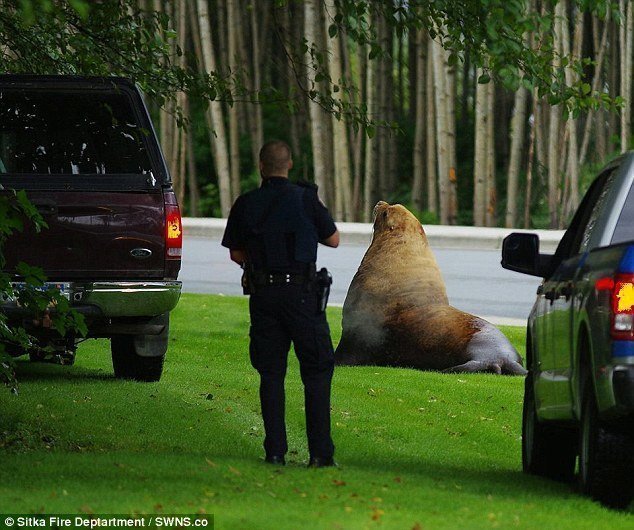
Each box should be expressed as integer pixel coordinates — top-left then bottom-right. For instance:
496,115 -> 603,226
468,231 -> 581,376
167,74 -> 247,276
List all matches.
1,294 -> 632,529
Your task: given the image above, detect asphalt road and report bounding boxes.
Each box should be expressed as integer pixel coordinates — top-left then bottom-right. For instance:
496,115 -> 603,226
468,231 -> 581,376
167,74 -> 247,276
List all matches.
181,235 -> 540,323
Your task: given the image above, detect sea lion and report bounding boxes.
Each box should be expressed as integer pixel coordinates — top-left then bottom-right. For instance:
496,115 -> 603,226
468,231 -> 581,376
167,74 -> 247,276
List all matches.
335,201 -> 527,375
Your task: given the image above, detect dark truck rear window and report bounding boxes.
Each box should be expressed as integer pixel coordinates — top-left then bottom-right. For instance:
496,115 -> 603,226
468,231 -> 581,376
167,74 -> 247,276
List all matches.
0,90 -> 151,175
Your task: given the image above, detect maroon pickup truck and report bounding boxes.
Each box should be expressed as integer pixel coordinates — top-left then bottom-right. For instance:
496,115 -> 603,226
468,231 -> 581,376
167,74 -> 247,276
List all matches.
0,75 -> 182,382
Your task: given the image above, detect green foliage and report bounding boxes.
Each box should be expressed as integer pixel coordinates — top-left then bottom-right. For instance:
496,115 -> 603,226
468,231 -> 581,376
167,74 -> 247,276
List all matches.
0,191 -> 86,393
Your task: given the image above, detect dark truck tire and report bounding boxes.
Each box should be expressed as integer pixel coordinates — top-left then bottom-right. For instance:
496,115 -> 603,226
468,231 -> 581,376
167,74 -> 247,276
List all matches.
111,314 -> 169,382
522,373 -> 576,482
579,384 -> 634,509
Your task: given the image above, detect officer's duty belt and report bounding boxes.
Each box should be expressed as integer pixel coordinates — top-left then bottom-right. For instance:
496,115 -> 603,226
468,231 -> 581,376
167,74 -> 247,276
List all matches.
252,272 -> 309,287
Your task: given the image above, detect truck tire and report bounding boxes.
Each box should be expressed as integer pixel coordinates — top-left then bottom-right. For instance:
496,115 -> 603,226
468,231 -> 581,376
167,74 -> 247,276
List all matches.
522,373 -> 576,482
111,337 -> 165,382
111,315 -> 169,382
579,384 -> 634,509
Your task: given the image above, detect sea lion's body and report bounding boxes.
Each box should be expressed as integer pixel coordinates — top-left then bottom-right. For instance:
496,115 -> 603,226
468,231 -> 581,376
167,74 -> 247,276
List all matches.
335,202 -> 526,375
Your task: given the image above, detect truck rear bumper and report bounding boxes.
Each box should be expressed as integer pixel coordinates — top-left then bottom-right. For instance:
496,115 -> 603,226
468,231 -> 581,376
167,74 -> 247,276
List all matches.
79,281 -> 182,317
2,281 -> 182,319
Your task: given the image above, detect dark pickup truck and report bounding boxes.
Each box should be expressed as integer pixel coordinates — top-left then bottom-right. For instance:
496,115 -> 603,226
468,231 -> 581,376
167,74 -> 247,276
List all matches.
0,75 -> 182,382
502,152 -> 634,509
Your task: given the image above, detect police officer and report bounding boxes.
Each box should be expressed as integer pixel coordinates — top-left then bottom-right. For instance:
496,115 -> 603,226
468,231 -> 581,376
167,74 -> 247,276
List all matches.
221,140 -> 340,467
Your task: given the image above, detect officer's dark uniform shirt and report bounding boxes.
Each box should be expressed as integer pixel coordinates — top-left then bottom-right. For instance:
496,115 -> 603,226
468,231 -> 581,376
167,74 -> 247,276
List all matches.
221,177 -> 336,273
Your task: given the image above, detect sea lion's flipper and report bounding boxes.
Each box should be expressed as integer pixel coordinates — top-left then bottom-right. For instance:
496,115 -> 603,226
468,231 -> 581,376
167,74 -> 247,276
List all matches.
442,360 -> 502,374
335,334 -> 374,366
502,360 -> 528,376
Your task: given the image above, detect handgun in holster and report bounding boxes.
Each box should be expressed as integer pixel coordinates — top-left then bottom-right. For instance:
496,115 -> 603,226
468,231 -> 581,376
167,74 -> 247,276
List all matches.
241,262 -> 255,295
315,267 -> 332,313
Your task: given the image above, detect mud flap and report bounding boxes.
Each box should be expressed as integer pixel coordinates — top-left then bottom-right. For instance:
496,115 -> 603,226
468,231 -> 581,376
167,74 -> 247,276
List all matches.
133,312 -> 169,357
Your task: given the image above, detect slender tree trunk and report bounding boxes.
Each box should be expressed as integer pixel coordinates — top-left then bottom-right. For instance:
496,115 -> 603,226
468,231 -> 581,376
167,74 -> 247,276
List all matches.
485,79 -> 496,227
364,45 -> 379,222
432,37 -> 450,224
324,0 -> 352,220
227,0 -> 241,200
505,84 -> 528,228
185,96 -> 199,217
304,0 -> 329,203
580,10 -> 610,165
249,0 -> 264,158
524,99 -> 536,229
411,28 -> 427,212
196,0 -> 232,216
473,69 -> 488,227
340,33 -> 363,218
173,0 -> 187,207
548,1 -> 564,228
426,41 -> 438,215
444,42 -> 458,224
563,2 -> 582,218
621,0 -> 633,152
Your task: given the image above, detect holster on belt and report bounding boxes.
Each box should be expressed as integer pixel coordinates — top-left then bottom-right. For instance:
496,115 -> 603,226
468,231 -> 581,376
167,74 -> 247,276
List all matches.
315,267 -> 332,313
241,263 -> 255,295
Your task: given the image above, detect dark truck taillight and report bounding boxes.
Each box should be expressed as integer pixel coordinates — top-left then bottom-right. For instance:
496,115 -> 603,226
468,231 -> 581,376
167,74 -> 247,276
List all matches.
595,246 -> 634,357
164,191 -> 182,259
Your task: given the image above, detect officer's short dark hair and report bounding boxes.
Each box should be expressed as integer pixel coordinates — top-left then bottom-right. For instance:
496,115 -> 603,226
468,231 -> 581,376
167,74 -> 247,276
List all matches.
260,140 -> 292,175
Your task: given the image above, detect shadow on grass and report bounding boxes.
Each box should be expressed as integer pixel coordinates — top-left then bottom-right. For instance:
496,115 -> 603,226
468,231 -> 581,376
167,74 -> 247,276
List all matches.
12,359 -> 115,382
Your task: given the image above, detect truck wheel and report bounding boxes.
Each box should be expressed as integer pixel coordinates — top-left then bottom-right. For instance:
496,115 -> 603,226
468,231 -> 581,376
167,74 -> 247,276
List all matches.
111,314 -> 169,382
111,337 -> 165,382
579,384 -> 634,509
522,373 -> 576,482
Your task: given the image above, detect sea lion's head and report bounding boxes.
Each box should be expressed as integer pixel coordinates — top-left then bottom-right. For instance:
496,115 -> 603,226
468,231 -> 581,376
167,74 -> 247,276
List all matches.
372,201 -> 426,241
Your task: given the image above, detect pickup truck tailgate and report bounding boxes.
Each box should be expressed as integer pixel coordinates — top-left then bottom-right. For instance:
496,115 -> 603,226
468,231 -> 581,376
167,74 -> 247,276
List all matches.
3,189 -> 166,279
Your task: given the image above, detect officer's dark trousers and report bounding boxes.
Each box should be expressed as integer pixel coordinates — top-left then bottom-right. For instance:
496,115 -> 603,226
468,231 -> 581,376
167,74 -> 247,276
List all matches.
249,284 -> 335,459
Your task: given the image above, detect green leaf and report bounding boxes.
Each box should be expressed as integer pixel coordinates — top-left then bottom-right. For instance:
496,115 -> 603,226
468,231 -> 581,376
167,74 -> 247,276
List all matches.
477,73 -> 491,84
328,24 -> 337,38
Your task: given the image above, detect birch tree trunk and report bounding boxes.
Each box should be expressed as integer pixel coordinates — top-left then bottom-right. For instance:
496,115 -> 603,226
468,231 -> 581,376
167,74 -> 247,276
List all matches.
227,0 -> 241,200
580,10 -> 610,165
485,79 -> 496,227
473,70 -> 488,227
196,0 -> 232,216
445,49 -> 458,225
426,40 -> 438,215
548,1 -> 564,228
324,1 -> 352,220
411,28 -> 427,212
249,1 -> 264,155
620,0 -> 633,152
432,38 -> 451,225
505,84 -> 528,228
304,0 -> 329,203
364,42 -> 379,222
562,2 -> 582,218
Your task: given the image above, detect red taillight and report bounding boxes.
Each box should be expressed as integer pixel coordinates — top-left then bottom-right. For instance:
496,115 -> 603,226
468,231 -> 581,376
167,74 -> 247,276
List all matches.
164,193 -> 182,259
597,274 -> 634,339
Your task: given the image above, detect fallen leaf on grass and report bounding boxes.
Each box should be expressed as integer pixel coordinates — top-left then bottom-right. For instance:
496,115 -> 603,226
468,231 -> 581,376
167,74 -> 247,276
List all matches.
332,479 -> 346,487
371,508 -> 384,521
228,466 -> 241,475
205,458 -> 217,467
393,477 -> 402,483
412,523 -> 423,530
